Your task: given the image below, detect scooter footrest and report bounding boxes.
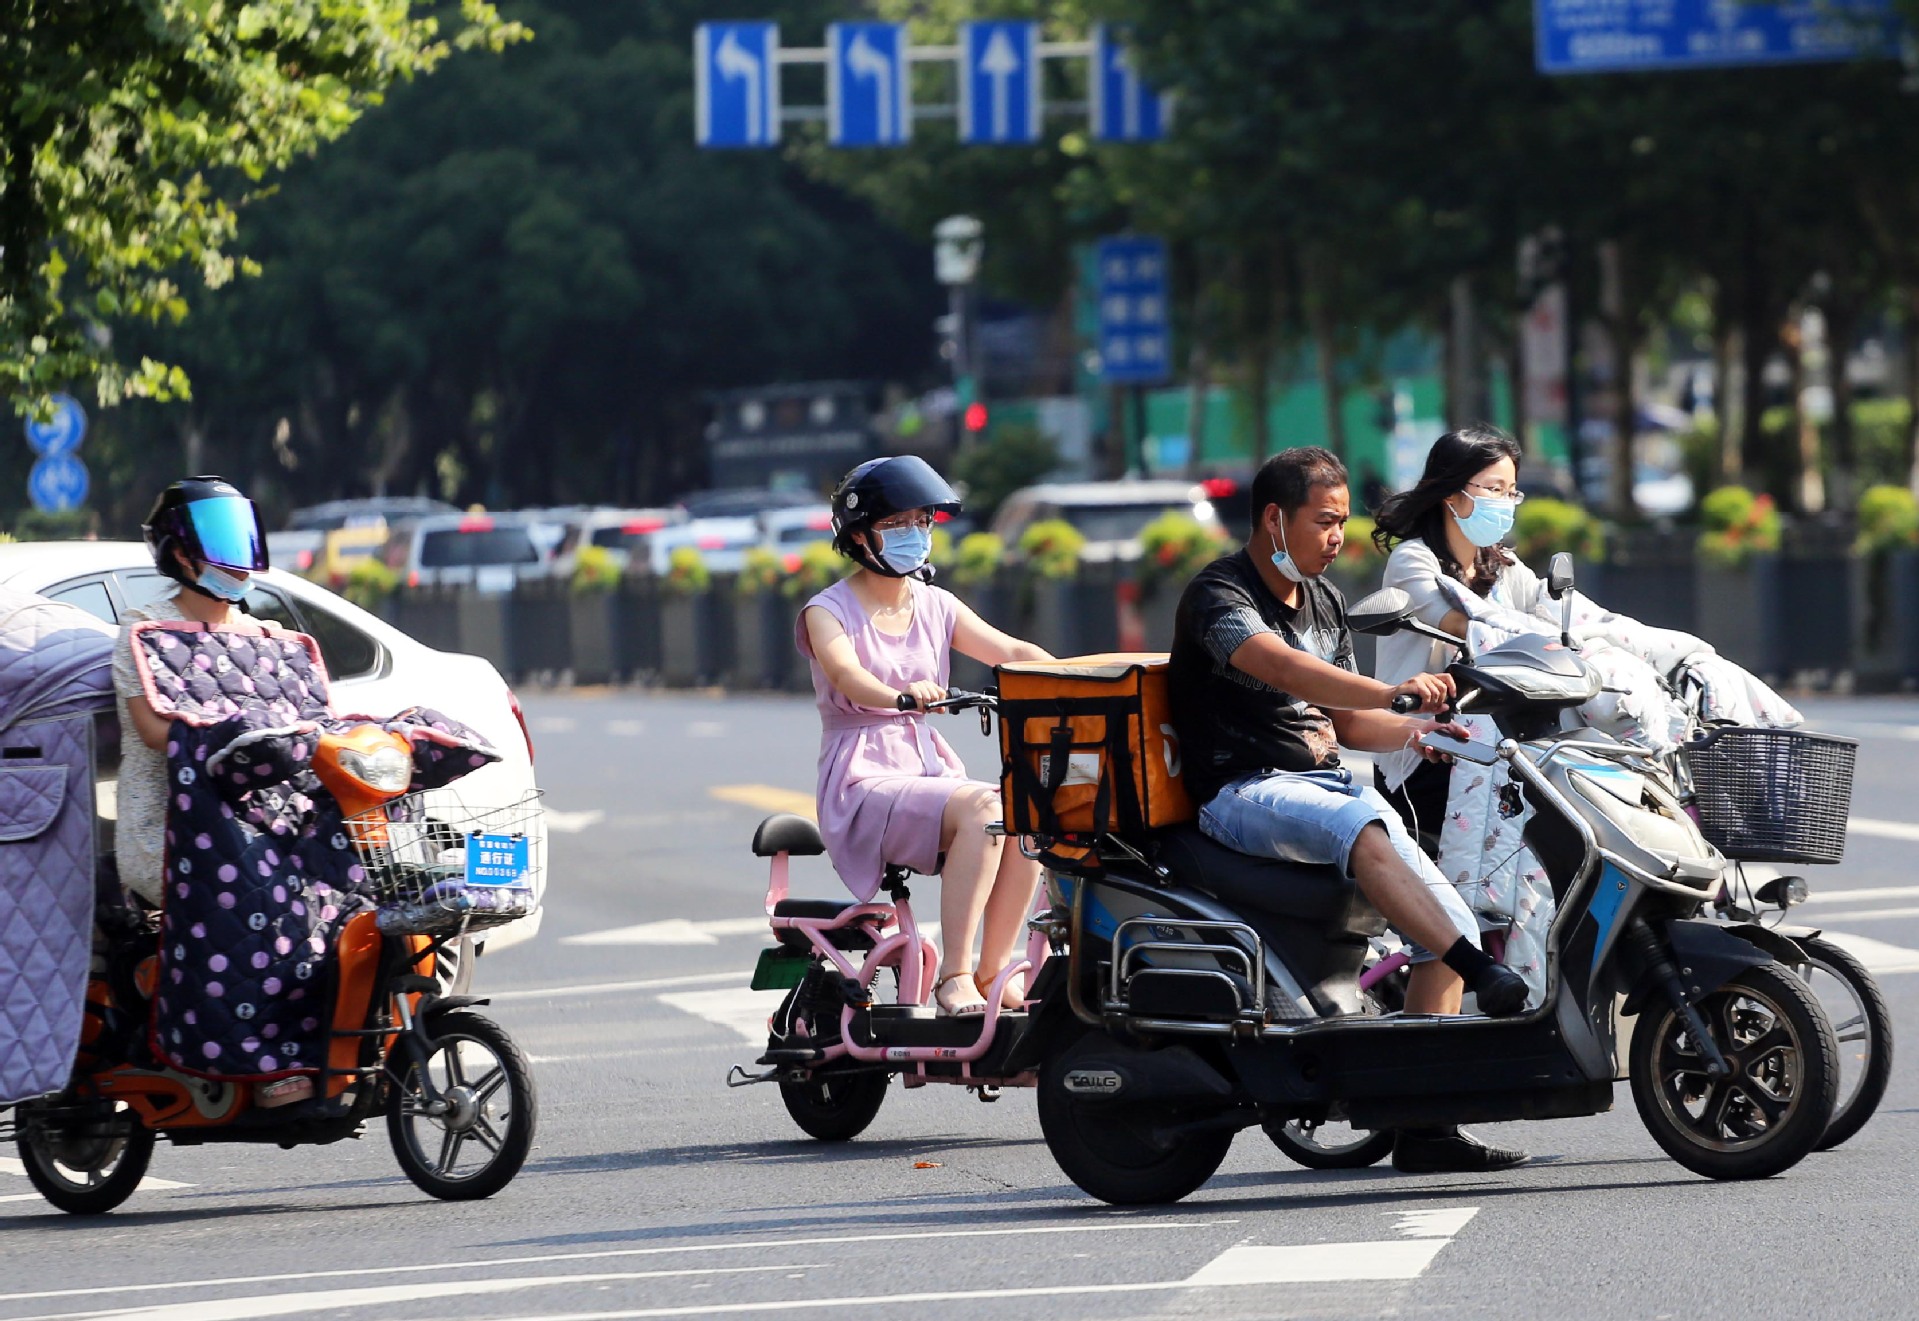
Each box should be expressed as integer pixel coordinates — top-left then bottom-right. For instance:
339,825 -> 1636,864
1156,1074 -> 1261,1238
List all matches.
869,1006 -> 1026,1048
757,1046 -> 826,1065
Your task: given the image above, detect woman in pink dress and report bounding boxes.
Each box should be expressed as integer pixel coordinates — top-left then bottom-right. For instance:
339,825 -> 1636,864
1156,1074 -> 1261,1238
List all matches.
798,457 -> 1052,1016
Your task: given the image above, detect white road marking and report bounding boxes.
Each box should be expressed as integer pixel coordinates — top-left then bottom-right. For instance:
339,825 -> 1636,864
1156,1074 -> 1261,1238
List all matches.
486,972 -> 743,1003
709,784 -> 816,818
544,809 -> 606,834
687,721 -> 729,738
1391,1206 -> 1480,1238
1814,931 -> 1919,974
530,716 -> 579,734
1802,906 -> 1919,924
0,1155 -> 189,1192
610,720 -> 648,736
28,1266 -> 820,1321
563,918 -> 771,947
1807,884 -> 1919,905
657,988 -> 786,1044
1849,817 -> 1919,842
0,1221 -> 1233,1305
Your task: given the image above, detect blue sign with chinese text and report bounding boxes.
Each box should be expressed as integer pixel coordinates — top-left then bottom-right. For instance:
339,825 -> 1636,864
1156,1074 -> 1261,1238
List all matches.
466,833 -> 531,887
1536,0 -> 1897,75
695,22 -> 781,147
1096,236 -> 1171,386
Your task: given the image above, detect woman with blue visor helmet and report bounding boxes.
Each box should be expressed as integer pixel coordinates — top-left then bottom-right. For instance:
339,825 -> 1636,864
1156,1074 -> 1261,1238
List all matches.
112,477 -> 272,905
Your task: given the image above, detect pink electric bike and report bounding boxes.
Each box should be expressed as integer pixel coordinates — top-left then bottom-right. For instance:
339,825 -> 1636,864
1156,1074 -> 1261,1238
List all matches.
726,690 -> 1063,1140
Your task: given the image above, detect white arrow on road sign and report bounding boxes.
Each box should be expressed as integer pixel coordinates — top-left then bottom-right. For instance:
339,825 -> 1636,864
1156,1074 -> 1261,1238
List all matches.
981,28 -> 1019,140
716,30 -> 764,144
847,32 -> 894,141
22,392 -> 87,457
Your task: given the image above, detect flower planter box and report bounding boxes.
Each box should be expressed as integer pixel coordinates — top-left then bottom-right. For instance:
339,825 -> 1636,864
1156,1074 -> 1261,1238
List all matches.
1777,553 -> 1852,682
388,587 -> 462,654
568,589 -> 621,686
1851,549 -> 1919,691
660,589 -> 734,687
616,579 -> 664,683
1026,562 -> 1121,660
730,589 -> 800,691
458,591 -> 520,678
1695,554 -> 1785,681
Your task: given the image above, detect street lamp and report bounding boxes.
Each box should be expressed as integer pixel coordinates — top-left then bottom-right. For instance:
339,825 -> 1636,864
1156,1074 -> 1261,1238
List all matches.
934,216 -> 984,443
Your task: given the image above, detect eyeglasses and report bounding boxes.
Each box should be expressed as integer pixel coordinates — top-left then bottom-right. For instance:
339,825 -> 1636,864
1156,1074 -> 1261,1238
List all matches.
873,512 -> 935,531
1463,482 -> 1525,505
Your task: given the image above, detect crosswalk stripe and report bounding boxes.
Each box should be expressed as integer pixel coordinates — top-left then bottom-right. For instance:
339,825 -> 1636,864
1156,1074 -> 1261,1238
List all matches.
1812,930 -> 1919,974
656,988 -> 786,1044
563,918 -> 771,947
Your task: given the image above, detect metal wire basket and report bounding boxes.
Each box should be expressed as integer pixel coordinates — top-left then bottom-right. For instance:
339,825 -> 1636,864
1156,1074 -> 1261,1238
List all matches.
1681,727 -> 1857,865
347,791 -> 544,936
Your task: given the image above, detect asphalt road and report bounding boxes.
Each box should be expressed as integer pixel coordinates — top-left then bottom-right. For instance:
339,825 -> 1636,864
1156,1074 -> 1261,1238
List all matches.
4,691 -> 1918,1320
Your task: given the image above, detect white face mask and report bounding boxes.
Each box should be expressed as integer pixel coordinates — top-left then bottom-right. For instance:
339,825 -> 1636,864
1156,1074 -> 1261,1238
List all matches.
1268,520 -> 1311,584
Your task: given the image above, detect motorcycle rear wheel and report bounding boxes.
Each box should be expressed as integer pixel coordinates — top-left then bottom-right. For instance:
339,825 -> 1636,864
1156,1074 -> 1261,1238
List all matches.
16,1100 -> 155,1216
1037,1028 -> 1233,1205
1629,963 -> 1836,1180
1265,1118 -> 1396,1170
1794,937 -> 1893,1151
387,1011 -> 537,1200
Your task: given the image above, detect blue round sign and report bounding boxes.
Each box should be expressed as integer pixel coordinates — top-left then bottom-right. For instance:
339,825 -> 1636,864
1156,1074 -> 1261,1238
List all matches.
23,393 -> 87,457
28,453 -> 90,512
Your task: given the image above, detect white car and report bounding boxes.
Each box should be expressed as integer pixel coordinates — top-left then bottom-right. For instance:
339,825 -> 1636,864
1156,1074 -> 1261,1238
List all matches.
0,542 -> 547,953
989,480 -> 1226,562
635,517 -> 761,576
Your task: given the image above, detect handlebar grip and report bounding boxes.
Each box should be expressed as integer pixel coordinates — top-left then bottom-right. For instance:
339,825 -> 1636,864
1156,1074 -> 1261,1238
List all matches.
896,692 -> 918,712
1389,692 -> 1420,715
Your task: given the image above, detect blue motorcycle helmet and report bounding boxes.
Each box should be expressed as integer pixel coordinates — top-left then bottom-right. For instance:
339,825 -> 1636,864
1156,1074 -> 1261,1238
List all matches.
143,475 -> 269,602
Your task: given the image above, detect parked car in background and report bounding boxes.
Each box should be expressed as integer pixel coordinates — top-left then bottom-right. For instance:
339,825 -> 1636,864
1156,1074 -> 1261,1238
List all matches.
266,529 -> 324,577
0,541 -> 545,952
756,505 -> 837,567
381,512 -> 545,591
549,508 -> 684,577
634,517 -> 760,576
286,496 -> 457,533
316,522 -> 396,587
989,480 -> 1225,562
676,488 -> 819,519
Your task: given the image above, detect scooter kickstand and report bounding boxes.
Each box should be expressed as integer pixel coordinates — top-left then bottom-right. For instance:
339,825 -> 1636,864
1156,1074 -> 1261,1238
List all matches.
727,1065 -> 780,1088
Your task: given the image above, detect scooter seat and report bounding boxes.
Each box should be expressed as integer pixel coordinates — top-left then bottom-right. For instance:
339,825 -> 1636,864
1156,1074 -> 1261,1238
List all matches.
771,898 -> 866,921
1155,825 -> 1372,928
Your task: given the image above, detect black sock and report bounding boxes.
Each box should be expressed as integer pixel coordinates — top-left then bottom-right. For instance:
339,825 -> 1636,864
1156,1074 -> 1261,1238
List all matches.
1441,937 -> 1496,983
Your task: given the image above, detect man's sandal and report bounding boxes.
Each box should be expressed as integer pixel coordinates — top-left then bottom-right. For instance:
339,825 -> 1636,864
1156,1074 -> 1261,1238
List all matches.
934,970 -> 986,1017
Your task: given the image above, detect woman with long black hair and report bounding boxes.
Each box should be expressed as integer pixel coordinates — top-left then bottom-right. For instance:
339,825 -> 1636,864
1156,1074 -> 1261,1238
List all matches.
1368,425 -> 1544,851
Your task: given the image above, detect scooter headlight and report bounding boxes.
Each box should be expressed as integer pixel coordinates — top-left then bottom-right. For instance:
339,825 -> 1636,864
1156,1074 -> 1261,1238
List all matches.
336,743 -> 413,793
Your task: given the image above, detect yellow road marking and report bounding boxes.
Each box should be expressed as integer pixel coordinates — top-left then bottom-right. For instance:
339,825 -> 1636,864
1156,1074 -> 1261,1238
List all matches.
709,784 -> 817,819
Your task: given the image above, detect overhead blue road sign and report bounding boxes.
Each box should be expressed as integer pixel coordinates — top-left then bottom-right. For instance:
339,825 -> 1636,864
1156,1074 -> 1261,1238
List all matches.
828,22 -> 911,147
29,453 -> 89,512
1536,0 -> 1897,75
1097,236 -> 1171,386
1090,24 -> 1170,144
22,392 -> 86,457
959,20 -> 1041,145
695,22 -> 781,148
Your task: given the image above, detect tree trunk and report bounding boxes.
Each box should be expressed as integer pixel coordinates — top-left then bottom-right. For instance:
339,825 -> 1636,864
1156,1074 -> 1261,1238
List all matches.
1598,242 -> 1637,520
1825,293 -> 1859,511
1446,276 -> 1485,429
1714,321 -> 1742,483
1247,347 -> 1272,462
1782,311 -> 1824,514
1737,230 -> 1774,485
1184,340 -> 1209,480
1906,284 -> 1919,496
1304,247 -> 1347,462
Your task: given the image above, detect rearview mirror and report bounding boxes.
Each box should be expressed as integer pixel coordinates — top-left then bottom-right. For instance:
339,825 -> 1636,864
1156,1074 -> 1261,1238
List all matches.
1547,552 -> 1575,602
1346,588 -> 1414,636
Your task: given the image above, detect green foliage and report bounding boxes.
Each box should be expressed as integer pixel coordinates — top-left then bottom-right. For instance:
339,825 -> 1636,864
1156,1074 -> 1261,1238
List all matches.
6,509 -> 93,541
569,544 -> 620,594
1017,519 -> 1085,581
782,540 -> 849,600
343,556 -> 398,610
663,545 -> 709,595
1140,510 -> 1227,583
1512,499 -> 1604,570
736,546 -> 785,595
0,1 -> 528,419
1338,515 -> 1385,566
951,424 -> 1059,526
951,532 -> 1005,587
1697,487 -> 1781,568
1855,485 -> 1919,555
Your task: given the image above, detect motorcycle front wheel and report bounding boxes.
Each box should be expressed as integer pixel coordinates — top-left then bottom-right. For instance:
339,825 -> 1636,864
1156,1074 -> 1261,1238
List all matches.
16,1100 -> 155,1216
1629,963 -> 1836,1180
387,1011 -> 537,1200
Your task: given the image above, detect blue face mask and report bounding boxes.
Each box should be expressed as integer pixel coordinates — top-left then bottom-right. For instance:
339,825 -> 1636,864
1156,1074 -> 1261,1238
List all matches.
195,564 -> 251,602
878,525 -> 932,576
1451,493 -> 1516,548
1268,522 -> 1311,584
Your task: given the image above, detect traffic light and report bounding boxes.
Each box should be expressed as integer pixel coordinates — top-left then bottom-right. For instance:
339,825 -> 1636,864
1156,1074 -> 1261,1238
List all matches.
963,401 -> 988,433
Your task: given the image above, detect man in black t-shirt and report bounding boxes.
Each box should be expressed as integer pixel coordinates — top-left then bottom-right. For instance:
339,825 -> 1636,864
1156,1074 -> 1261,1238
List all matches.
1168,447 -> 1529,1174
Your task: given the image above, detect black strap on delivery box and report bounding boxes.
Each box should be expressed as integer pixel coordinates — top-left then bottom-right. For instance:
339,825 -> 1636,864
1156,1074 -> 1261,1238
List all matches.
999,695 -> 1144,840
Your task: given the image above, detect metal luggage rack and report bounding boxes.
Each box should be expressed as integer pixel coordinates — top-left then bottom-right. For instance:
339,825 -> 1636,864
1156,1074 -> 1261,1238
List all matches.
347,791 -> 544,937
1104,916 -> 1270,1035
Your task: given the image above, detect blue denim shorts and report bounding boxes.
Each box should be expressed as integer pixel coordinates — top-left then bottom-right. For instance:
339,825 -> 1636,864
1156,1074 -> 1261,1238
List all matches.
1198,767 -> 1479,962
